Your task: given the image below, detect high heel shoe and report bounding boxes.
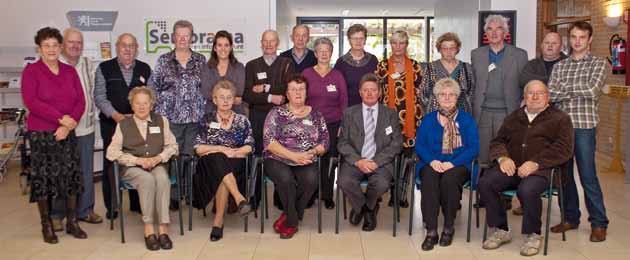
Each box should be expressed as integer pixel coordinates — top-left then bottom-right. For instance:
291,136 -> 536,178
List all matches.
210,226 -> 224,241
237,200 -> 252,217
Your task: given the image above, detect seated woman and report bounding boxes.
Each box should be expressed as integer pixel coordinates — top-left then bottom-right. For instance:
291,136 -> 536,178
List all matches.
263,74 -> 329,239
106,87 -> 178,251
415,78 -> 479,251
193,80 -> 254,242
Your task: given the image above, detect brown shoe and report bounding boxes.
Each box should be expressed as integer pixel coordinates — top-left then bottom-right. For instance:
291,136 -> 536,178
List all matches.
550,222 -> 577,233
512,207 -> 523,216
79,212 -> 103,224
590,227 -> 607,242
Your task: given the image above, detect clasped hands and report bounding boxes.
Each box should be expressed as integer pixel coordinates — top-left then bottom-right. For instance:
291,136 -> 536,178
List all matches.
55,115 -> 78,141
498,157 -> 539,178
136,156 -> 163,170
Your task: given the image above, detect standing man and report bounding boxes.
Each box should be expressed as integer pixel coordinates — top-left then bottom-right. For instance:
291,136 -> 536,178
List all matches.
51,28 -> 102,230
512,31 -> 567,216
280,25 -> 317,73
244,29 -> 295,208
547,21 -> 609,242
95,33 -> 151,219
471,15 -> 528,166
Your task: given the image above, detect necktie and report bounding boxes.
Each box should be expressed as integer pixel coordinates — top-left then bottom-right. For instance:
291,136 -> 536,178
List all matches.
362,108 -> 376,159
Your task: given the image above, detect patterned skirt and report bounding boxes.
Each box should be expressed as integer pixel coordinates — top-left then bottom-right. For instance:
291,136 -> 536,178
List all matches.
28,131 -> 83,202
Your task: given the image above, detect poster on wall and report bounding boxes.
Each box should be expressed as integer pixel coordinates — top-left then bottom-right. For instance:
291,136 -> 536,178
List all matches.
478,10 -> 517,47
144,17 -> 247,58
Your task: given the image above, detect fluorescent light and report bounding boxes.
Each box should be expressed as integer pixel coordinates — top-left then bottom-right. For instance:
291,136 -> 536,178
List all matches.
381,9 -> 389,15
342,9 -> 350,16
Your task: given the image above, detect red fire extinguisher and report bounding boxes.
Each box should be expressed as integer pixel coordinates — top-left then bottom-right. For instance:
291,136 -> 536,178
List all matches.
609,34 -> 626,74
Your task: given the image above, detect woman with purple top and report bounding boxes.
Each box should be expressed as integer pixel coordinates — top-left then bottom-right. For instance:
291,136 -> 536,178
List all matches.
333,24 -> 379,107
303,37 -> 347,210
21,27 -> 87,244
263,74 -> 329,239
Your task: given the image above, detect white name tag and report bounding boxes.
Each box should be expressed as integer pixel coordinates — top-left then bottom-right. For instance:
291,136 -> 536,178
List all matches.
385,126 -> 393,135
257,72 -> 267,80
139,76 -> 145,83
391,72 -> 401,79
149,126 -> 161,134
302,119 -> 313,126
488,63 -> 496,72
264,84 -> 271,93
209,122 -> 221,129
326,84 -> 337,92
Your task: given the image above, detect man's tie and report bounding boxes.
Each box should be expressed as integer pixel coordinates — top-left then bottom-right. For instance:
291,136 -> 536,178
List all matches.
362,108 -> 376,159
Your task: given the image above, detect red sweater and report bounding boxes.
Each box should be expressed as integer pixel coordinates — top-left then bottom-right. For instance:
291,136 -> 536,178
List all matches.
21,59 -> 85,131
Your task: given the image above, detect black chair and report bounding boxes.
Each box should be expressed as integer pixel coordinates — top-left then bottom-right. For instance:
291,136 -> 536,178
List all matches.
110,157 -> 184,243
334,154 -> 401,237
186,154 -> 255,232
482,167 -> 566,256
260,156 -> 322,234
408,159 -> 481,242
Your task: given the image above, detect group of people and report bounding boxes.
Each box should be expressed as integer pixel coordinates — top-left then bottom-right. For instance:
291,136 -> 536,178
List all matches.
21,14 -> 609,257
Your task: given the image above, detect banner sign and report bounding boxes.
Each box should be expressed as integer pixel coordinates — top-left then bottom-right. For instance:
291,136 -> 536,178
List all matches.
66,11 -> 118,31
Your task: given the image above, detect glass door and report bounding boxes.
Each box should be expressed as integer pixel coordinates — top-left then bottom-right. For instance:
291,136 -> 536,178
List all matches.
342,19 -> 385,61
301,21 -> 341,66
386,18 -> 427,62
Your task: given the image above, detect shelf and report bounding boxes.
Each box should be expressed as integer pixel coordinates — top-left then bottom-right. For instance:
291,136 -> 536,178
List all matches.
0,67 -> 23,73
0,88 -> 20,93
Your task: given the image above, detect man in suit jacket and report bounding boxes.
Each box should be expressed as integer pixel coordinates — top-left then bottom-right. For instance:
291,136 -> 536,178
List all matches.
471,15 -> 528,165
337,73 -> 403,232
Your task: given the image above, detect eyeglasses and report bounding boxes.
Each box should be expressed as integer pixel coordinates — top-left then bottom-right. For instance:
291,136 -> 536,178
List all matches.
119,43 -> 137,49
214,95 -> 234,101
349,37 -> 366,41
437,93 -> 457,99
440,47 -> 458,52
526,91 -> 547,97
40,44 -> 60,49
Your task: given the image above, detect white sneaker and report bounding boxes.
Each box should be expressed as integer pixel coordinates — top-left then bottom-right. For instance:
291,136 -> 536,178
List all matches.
482,229 -> 512,250
520,233 -> 542,256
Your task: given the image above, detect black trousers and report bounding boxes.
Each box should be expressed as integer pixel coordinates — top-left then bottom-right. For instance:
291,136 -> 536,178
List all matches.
478,167 -> 549,235
420,165 -> 470,231
100,119 -> 140,214
265,159 -> 318,227
319,121 -> 340,201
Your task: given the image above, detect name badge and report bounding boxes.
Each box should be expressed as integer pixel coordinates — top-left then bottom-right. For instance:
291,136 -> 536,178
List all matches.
385,126 -> 393,135
302,119 -> 313,126
391,72 -> 401,79
149,126 -> 161,134
209,122 -> 221,129
257,72 -> 267,80
326,84 -> 337,92
488,63 -> 496,72
139,76 -> 145,83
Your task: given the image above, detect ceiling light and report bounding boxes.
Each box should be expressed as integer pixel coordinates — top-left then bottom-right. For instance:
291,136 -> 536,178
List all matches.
342,9 -> 350,16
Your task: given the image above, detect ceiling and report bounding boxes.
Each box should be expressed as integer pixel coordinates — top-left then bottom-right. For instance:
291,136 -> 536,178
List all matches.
278,0 -> 437,17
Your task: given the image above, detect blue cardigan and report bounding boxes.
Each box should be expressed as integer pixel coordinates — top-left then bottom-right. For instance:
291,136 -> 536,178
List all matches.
415,110 -> 480,173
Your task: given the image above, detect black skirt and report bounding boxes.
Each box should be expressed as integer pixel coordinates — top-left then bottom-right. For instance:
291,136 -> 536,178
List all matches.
192,153 -> 245,209
28,131 -> 83,202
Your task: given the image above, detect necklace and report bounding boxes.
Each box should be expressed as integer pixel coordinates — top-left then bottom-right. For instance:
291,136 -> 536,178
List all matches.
217,111 -> 233,125
288,104 -> 307,117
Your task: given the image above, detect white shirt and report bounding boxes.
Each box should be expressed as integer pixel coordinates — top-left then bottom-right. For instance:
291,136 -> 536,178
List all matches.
362,103 -> 379,128
524,105 -> 548,123
60,55 -> 96,136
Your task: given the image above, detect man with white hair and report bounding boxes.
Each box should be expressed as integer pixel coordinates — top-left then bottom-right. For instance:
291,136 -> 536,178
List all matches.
280,25 -> 317,73
471,15 -> 528,166
51,28 -> 102,230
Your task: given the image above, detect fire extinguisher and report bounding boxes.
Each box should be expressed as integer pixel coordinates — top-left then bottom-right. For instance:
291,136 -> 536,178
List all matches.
609,34 -> 626,74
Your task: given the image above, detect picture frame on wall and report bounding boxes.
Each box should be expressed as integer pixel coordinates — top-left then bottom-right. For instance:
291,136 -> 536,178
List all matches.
478,10 -> 517,47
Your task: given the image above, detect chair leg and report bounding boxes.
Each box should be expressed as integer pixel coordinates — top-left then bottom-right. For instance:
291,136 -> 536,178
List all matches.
475,191 -> 480,228
244,157 -> 250,233
317,160 -> 322,234
482,215 -> 488,242
335,184 -> 340,234
188,159 -> 194,231
559,184 -> 566,242
119,189 -> 125,243
343,192 -> 347,220
467,188 -> 473,242
392,176 -> 398,237
544,194 -> 552,256
408,181 -> 415,236
260,162 -> 265,234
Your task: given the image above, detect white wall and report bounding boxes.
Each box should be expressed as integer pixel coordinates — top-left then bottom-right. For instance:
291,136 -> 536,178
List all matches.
433,0 -> 537,62
0,0 -> 277,67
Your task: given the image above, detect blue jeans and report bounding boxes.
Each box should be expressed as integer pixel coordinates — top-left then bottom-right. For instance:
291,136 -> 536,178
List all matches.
560,128 -> 609,228
52,133 -> 95,219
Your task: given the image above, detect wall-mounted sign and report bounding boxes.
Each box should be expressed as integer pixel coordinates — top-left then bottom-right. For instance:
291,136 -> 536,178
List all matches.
478,10 -> 517,47
66,11 -> 118,31
144,18 -> 246,56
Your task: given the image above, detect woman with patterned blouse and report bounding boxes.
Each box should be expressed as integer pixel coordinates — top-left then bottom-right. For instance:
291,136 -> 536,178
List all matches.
193,80 -> 254,242
375,30 -> 424,151
420,32 -> 475,114
263,74 -> 329,239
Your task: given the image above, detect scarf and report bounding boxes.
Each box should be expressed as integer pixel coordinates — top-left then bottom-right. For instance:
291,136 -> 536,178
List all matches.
438,107 -> 462,154
387,57 -> 417,139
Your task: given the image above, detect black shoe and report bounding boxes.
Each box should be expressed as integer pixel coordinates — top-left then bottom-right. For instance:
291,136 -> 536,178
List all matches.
421,235 -> 439,251
144,234 -> 160,251
306,197 -> 315,209
349,207 -> 365,226
158,234 -> 173,250
457,202 -> 462,210
399,199 -> 409,208
237,200 -> 252,217
362,207 -> 377,232
210,226 -> 224,242
105,211 -> 118,220
439,231 -> 454,247
324,199 -> 335,209
169,200 -> 180,211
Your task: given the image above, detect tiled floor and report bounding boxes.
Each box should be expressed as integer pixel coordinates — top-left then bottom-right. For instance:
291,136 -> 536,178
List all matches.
0,155 -> 629,260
